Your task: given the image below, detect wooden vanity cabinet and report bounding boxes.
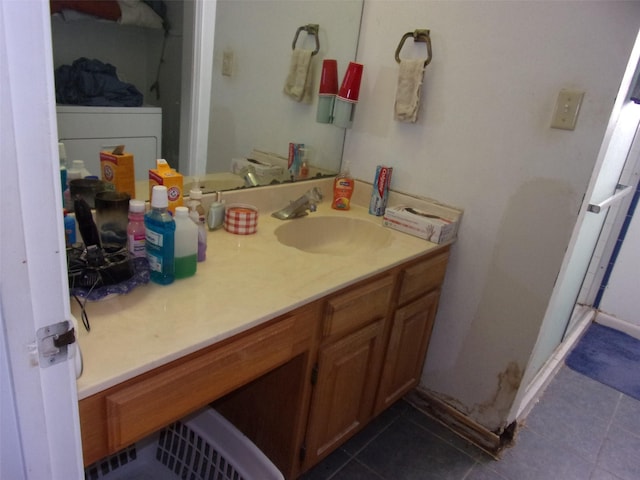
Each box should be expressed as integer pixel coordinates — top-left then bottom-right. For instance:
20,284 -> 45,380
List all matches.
375,251 -> 449,414
78,246 -> 451,479
78,304 -> 318,467
302,275 -> 394,469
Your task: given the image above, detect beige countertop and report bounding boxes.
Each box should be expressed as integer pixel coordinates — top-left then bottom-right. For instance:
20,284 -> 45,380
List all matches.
73,179 -> 460,400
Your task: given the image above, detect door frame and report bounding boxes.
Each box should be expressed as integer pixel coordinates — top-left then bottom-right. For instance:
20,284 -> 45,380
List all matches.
508,28 -> 640,424
180,0 -> 216,176
1,0 -> 84,477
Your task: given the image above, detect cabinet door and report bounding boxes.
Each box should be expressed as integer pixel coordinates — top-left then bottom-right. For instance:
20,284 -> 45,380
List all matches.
375,289 -> 440,413
304,319 -> 385,468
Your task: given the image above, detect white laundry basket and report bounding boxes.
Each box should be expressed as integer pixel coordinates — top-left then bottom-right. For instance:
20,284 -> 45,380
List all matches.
84,408 -> 284,480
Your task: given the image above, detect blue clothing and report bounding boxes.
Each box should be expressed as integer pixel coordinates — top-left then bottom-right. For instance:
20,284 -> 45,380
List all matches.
55,57 -> 143,107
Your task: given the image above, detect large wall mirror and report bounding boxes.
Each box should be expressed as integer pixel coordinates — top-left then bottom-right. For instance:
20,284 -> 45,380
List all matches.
50,0 -> 364,198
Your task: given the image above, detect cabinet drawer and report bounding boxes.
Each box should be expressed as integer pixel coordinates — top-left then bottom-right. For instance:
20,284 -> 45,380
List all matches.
398,252 -> 449,305
105,316 -> 298,452
322,275 -> 394,340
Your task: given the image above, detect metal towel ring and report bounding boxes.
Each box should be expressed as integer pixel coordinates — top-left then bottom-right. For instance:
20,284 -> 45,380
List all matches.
292,24 -> 320,56
395,29 -> 432,67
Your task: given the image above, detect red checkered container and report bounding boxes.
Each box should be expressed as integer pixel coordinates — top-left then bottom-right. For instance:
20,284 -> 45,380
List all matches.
224,204 -> 258,235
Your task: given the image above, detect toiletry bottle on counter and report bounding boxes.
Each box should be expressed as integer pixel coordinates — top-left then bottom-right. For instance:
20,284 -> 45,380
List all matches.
174,206 -> 197,279
63,165 -> 82,212
300,160 -> 309,179
145,185 -> 175,285
187,189 -> 207,262
70,159 -> 92,179
64,159 -> 95,211
332,164 -> 355,210
63,209 -> 76,247
207,191 -> 225,230
127,199 -> 146,258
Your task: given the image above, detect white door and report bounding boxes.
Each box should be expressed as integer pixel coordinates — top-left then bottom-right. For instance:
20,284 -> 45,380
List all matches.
597,187 -> 640,328
592,134 -> 640,333
520,28 -> 640,390
1,1 -> 84,478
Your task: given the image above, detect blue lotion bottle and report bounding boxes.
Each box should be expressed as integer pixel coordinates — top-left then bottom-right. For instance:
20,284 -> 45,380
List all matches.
145,186 -> 176,285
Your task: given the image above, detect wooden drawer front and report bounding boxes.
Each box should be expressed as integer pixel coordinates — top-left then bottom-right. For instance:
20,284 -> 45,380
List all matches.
105,316 -> 297,452
322,275 -> 394,340
398,252 -> 449,305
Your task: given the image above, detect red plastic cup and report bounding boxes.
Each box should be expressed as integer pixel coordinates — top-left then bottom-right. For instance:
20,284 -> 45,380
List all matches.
338,62 -> 364,102
319,59 -> 338,95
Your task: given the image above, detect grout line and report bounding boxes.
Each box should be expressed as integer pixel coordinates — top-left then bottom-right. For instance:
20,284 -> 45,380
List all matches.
327,409 -> 406,479
404,403 -> 494,463
592,391 -> 623,472
460,461 -> 510,480
350,458 -> 388,480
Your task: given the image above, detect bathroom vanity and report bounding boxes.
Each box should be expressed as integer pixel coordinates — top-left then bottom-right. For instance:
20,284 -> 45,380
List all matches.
73,180 -> 459,479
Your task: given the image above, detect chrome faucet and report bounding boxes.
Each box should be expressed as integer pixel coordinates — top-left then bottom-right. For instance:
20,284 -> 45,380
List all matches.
271,187 -> 323,220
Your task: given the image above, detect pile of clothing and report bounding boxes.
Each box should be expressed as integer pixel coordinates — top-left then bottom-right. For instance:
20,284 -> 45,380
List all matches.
55,57 -> 143,107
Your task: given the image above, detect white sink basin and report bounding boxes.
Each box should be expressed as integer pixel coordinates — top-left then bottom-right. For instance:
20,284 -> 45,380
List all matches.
274,216 -> 392,255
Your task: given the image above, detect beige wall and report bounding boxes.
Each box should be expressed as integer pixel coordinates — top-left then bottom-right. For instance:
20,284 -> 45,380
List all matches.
345,0 -> 640,431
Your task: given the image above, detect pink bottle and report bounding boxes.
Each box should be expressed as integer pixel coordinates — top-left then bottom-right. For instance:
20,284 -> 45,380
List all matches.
127,199 -> 146,258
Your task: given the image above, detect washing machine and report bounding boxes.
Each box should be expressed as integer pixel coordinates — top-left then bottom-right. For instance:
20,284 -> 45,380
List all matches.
56,105 -> 162,181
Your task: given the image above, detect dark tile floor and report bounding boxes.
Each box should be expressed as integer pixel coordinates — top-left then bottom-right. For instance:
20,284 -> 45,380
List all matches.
300,366 -> 640,480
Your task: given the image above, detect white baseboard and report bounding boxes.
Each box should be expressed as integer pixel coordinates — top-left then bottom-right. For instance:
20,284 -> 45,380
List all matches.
510,306 -> 594,422
595,312 -> 640,340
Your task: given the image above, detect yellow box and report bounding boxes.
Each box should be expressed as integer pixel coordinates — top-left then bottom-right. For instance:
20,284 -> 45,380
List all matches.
100,146 -> 136,198
149,159 -> 183,213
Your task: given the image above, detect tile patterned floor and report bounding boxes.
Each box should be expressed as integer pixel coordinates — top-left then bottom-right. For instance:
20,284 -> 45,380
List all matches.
300,366 -> 640,480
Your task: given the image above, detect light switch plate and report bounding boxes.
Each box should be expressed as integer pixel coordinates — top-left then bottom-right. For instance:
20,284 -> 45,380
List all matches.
551,89 -> 584,130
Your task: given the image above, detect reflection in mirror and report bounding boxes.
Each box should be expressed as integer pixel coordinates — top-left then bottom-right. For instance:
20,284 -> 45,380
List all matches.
204,0 -> 364,190
50,0 -> 363,199
50,0 -> 184,198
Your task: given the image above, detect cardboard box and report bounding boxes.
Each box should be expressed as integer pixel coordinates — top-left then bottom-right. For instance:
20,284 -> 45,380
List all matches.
231,158 -> 284,177
100,146 -> 135,198
383,205 -> 459,244
149,159 -> 183,213
369,165 -> 393,216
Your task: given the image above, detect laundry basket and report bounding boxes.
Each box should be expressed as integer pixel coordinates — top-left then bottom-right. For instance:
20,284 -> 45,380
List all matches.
84,408 -> 284,480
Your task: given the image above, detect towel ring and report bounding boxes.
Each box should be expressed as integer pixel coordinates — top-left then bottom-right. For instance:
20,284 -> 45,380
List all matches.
292,24 -> 320,56
395,29 -> 432,67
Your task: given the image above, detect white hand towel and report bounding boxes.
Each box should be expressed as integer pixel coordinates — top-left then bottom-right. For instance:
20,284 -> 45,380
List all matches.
283,49 -> 314,103
394,59 -> 425,123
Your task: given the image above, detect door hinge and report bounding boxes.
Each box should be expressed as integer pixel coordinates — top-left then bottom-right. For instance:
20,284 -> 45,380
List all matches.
36,321 -> 75,368
311,363 -> 319,386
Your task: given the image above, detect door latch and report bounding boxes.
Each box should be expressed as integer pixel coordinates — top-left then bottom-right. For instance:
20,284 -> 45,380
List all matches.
36,321 -> 76,368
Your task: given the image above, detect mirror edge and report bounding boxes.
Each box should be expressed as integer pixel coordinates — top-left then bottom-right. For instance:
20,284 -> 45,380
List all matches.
181,0 -> 217,177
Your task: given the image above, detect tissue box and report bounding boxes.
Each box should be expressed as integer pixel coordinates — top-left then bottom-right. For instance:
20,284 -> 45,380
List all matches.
100,146 -> 135,198
149,159 -> 183,213
231,158 -> 284,177
383,205 -> 459,244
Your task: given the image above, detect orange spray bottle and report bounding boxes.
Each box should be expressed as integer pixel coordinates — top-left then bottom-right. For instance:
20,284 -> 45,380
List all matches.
332,163 -> 355,210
